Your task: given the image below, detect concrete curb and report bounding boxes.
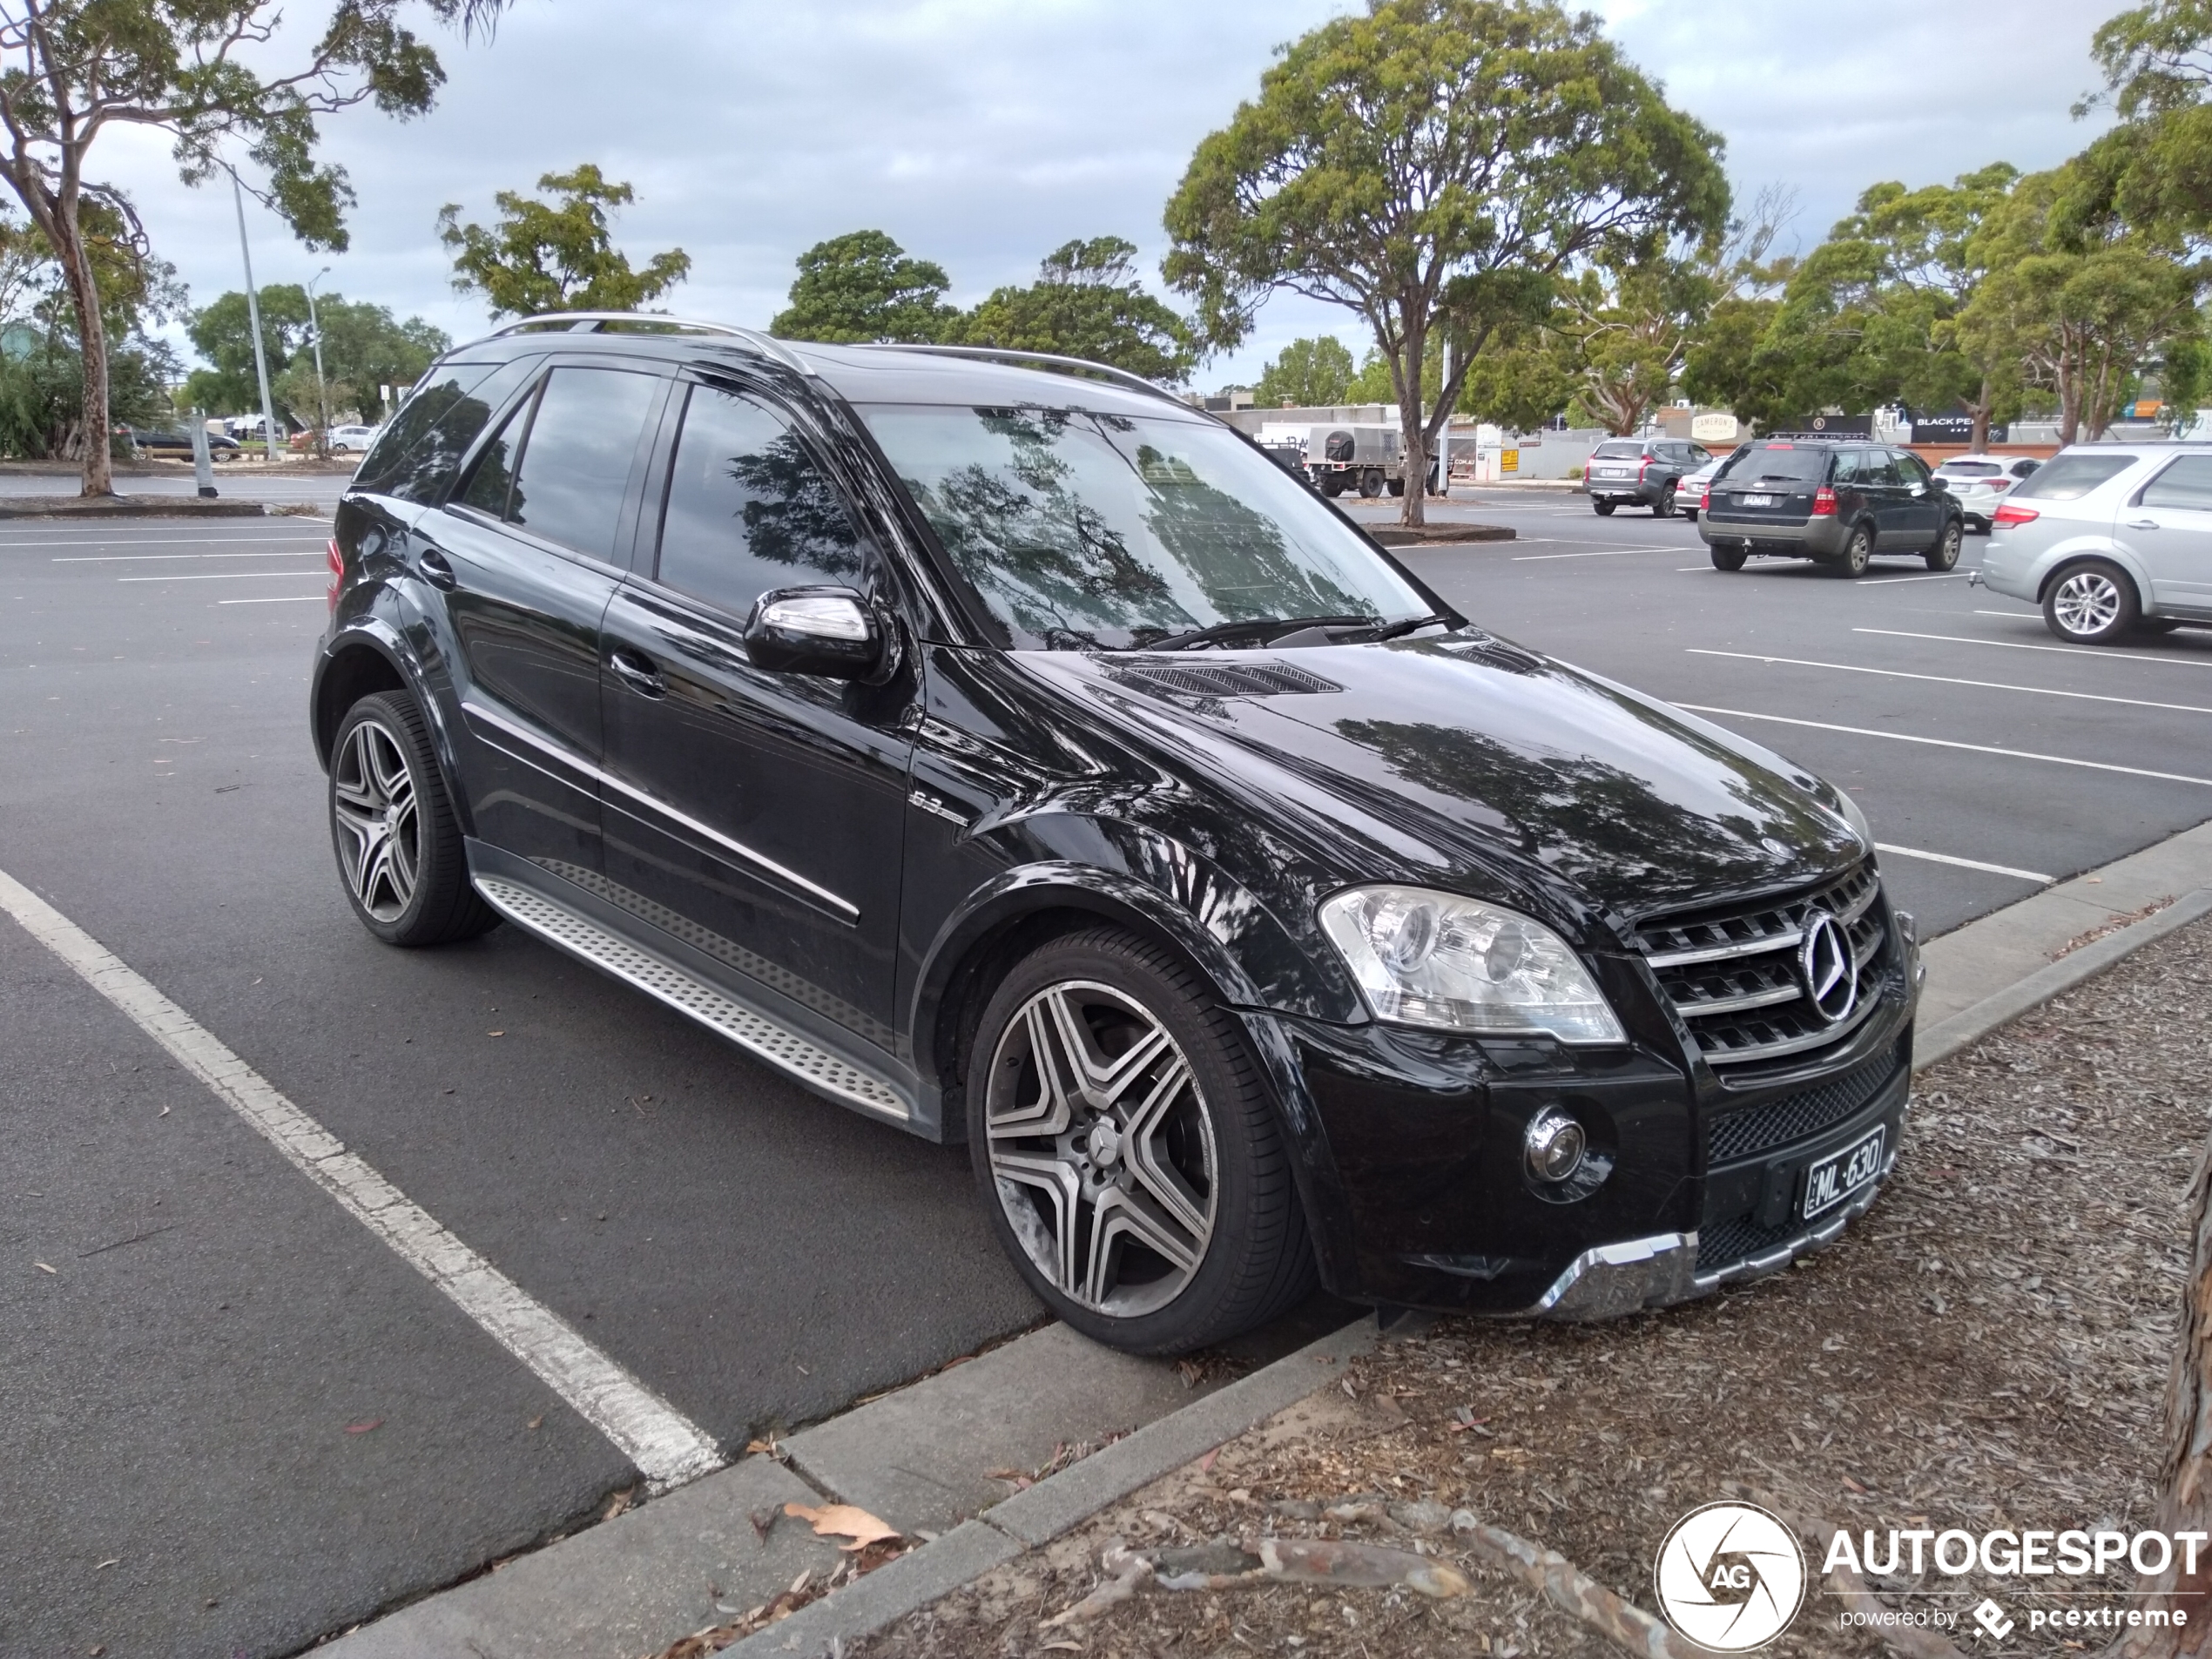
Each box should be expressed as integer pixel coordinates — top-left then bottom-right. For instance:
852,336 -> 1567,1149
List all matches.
1915,886 -> 2212,1069
727,1316 -> 1379,1657
1369,523 -> 1516,545
0,495 -> 270,518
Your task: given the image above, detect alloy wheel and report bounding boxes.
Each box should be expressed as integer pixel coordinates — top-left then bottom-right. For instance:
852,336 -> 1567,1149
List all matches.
331,718 -> 421,922
2053,570 -> 2122,637
984,980 -> 1217,1318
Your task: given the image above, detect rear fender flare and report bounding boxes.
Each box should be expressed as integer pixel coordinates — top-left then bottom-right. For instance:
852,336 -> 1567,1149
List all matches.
311,621 -> 472,837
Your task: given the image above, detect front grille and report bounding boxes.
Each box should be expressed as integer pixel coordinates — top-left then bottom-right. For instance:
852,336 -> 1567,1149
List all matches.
1707,1037 -> 1906,1164
1635,862 -> 1889,1068
1696,1211 -> 1802,1274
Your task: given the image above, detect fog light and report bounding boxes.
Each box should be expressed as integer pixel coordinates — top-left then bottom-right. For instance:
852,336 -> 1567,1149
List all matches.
1524,1109 -> 1587,1184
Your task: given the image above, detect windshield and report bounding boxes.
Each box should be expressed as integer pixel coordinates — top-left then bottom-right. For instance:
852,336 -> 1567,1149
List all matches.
1717,446 -> 1830,486
861,403 -> 1428,650
2011,453 -> 2138,502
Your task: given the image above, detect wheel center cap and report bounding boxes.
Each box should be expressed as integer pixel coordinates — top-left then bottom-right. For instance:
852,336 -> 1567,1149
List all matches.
1087,1121 -> 1122,1167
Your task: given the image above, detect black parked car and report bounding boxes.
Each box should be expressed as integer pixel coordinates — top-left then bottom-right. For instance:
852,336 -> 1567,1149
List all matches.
1698,437 -> 1966,576
311,315 -> 1922,1354
1581,435 -> 1710,516
121,423 -> 240,457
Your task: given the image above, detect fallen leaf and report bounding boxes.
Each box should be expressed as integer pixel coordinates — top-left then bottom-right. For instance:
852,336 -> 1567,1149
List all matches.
487,1030 -> 504,1037
1198,1447 -> 1223,1474
94,1559 -> 119,1570
1042,1644 -> 1085,1653
35,1262 -> 56,1275
344,1420 -> 382,1435
604,1487 -> 636,1521
1841,1474 -> 1867,1494
783,1501 -> 899,1552
526,1415 -> 544,1431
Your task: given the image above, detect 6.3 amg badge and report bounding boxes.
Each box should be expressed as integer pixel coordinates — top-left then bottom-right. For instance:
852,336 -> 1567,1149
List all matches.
1655,1501 -> 1808,1649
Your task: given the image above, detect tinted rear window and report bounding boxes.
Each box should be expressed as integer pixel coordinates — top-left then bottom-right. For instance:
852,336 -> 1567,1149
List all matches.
1939,461 -> 2000,476
1592,442 -> 1642,459
354,358 -> 539,504
506,367 -> 661,561
2012,453 -> 2137,502
1718,446 -> 1830,485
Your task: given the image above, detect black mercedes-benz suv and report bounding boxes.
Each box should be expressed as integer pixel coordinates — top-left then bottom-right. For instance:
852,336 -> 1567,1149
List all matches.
311,314 -> 1923,1354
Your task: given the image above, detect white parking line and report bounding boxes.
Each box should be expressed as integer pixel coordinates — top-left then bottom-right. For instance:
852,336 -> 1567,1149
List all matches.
1685,649 -> 2212,715
1858,572 -> 1964,585
1874,843 -> 2054,883
57,550 -> 327,563
1673,704 -> 2212,788
0,536 -> 326,548
117,570 -> 327,583
1511,545 -> 1674,561
1852,627 -> 2212,669
0,868 -> 725,1491
219,595 -> 326,605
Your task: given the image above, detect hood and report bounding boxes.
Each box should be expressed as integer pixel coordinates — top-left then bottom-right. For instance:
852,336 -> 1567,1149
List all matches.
1014,634 -> 1864,922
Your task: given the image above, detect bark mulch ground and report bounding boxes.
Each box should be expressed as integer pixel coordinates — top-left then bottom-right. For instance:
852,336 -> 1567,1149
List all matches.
843,914 -> 2212,1659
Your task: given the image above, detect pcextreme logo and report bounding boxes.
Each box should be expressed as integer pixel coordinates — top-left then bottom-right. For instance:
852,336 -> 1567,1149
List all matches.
1654,1501 -> 1809,1650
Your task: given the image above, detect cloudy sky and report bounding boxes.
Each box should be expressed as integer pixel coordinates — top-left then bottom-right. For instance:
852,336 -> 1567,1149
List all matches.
96,0 -> 2128,389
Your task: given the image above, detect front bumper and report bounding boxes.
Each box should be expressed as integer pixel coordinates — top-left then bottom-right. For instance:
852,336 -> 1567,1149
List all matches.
1262,927 -> 1919,1320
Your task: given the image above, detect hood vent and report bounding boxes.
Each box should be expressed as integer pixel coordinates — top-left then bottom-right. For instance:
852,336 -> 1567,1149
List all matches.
1107,659 -> 1344,699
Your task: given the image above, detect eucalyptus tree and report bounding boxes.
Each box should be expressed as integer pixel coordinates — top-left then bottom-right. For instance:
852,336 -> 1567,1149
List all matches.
1163,0 -> 1727,525
0,0 -> 505,496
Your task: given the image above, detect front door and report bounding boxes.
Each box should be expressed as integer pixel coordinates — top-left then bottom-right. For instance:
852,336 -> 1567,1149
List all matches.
2121,454 -> 2212,610
597,375 -> 916,1060
418,360 -> 668,878
1891,448 -> 1942,549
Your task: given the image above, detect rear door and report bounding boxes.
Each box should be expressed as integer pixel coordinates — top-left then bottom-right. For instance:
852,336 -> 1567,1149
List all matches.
1857,448 -> 1905,544
426,360 -> 671,877
596,374 -> 917,1062
2121,454 -> 2212,610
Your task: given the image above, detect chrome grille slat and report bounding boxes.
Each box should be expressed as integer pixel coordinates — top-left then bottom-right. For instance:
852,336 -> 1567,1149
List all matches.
1635,861 -> 1889,1068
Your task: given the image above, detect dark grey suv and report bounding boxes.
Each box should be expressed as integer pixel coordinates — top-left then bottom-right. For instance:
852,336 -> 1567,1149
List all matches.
1697,438 -> 1966,577
1582,437 -> 1710,516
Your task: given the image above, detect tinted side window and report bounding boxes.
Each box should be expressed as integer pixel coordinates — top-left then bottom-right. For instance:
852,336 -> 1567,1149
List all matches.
654,383 -> 869,617
1895,450 -> 1932,486
1864,451 -> 1902,487
2014,453 -> 2138,501
457,392 -> 532,518
506,368 -> 661,561
2141,455 -> 2212,510
1831,450 -> 1860,485
355,358 -> 538,504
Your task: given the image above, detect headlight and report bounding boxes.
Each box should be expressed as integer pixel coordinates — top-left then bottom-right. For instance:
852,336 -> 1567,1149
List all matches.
1834,787 -> 1872,847
1317,886 -> 1625,1043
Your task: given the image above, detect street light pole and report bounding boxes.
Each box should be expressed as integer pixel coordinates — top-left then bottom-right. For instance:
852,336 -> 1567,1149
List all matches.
231,173 -> 282,465
306,266 -> 333,456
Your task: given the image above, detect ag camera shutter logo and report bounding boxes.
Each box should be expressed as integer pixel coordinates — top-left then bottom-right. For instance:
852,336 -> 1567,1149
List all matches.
1655,1501 -> 1808,1649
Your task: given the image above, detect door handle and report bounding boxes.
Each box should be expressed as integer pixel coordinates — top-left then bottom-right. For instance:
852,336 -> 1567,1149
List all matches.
608,648 -> 667,698
2128,519 -> 2161,530
417,548 -> 457,590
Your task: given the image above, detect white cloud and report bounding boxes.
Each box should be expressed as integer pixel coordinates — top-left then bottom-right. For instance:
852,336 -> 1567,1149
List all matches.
84,0 -> 2132,388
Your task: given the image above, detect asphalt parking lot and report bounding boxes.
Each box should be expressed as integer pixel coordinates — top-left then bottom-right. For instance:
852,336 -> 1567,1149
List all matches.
4,492 -> 2206,1657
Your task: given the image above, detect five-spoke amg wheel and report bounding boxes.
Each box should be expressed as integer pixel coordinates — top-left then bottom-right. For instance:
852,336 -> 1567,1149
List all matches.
968,928 -> 1314,1353
328,691 -> 497,946
2043,559 -> 2139,645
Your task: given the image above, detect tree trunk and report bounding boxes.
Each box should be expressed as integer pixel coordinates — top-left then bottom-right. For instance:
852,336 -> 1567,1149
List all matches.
1969,372 -> 1993,455
1395,316 -> 1426,529
2111,1137 -> 2212,1658
51,208 -> 114,498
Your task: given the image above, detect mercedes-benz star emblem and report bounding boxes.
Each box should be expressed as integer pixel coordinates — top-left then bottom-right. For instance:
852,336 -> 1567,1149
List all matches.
1798,910 -> 1857,1024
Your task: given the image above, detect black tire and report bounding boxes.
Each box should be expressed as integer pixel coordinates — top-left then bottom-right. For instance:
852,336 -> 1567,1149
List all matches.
1358,468 -> 1384,499
328,691 -> 498,947
966,927 -> 1316,1355
1925,517 -> 1962,572
2140,617 -> 2183,635
1710,544 -> 1746,572
1320,474 -> 1345,499
1386,476 -> 1406,498
2042,558 -> 2139,644
1833,522 -> 1873,578
1655,481 -> 1677,518
1593,499 -> 1615,516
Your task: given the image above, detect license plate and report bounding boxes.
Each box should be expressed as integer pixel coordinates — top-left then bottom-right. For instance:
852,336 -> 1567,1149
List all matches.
1743,493 -> 1774,507
1598,468 -> 1628,477
1803,1127 -> 1885,1220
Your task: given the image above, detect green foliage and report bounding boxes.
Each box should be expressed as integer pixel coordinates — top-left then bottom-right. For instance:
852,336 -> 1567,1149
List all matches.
185,285 -> 313,414
952,237 -> 1196,381
771,230 -> 957,344
439,165 -> 690,320
185,287 -> 446,421
2088,0 -> 2212,119
1253,336 -> 1356,406
0,208 -> 179,459
1162,0 -> 1726,520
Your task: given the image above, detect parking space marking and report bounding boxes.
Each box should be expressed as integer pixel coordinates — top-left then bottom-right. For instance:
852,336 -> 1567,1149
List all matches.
1874,843 -> 2054,883
0,536 -> 327,549
1674,705 -> 2212,788
1685,650 -> 2212,715
1853,627 -> 2212,669
116,570 -> 327,583
1510,545 -> 1679,561
0,868 -> 725,1491
218,594 -> 326,605
54,550 -> 328,563
1858,572 -> 1964,585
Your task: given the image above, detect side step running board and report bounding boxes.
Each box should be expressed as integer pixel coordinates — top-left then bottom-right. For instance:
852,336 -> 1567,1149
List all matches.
473,875 -> 910,1124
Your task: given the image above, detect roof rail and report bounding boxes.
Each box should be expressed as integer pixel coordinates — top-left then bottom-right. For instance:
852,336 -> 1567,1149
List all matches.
862,343 -> 1188,410
1762,430 -> 1873,442
489,312 -> 817,377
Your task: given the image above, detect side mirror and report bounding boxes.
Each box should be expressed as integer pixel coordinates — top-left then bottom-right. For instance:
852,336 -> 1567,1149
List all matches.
743,586 -> 885,679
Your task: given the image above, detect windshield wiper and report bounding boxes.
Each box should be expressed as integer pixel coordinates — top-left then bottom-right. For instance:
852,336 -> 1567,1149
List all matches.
1143,614 -> 1377,651
1369,612 -> 1455,642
